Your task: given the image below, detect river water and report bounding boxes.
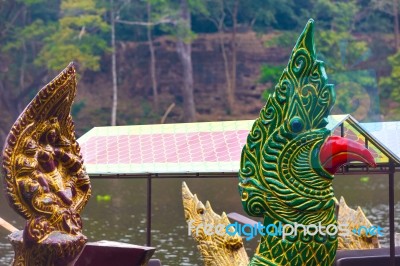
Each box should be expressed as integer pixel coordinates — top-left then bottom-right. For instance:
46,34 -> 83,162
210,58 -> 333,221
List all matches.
1,174 -> 400,265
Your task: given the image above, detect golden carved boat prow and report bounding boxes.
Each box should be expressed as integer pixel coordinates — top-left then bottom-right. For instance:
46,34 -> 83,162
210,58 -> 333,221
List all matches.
182,182 -> 249,266
337,196 -> 380,250
2,62 -> 91,264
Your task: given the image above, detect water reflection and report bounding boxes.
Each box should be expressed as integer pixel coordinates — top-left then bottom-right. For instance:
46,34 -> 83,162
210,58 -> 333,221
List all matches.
0,174 -> 399,265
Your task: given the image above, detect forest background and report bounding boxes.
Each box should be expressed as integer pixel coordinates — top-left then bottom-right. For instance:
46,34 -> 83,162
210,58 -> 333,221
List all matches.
1,0 -> 400,143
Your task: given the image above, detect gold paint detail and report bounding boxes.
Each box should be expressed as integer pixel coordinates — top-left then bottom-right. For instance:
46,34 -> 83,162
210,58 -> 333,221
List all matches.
337,196 -> 380,250
2,63 -> 91,263
182,182 -> 249,266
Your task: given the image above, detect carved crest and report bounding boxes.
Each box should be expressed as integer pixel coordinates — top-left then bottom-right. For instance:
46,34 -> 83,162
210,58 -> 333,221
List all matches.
237,19 -> 376,265
2,63 -> 91,243
182,182 -> 249,266
238,19 -> 337,265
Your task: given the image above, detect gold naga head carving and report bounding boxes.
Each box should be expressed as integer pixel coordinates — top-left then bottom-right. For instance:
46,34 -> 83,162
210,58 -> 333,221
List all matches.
182,182 -> 249,266
2,63 -> 91,245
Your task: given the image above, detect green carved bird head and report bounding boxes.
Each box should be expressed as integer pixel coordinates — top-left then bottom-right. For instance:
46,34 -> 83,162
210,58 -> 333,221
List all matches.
238,19 -> 376,226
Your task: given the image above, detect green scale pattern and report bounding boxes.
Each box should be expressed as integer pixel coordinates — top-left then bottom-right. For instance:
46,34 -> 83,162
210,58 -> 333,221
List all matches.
238,19 -> 338,266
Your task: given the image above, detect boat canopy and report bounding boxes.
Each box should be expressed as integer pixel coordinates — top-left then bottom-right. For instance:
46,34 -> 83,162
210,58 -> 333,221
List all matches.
78,114 -> 400,177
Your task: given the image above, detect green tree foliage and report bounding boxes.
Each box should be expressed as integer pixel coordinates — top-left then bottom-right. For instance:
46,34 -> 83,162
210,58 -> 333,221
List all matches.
355,0 -> 394,33
0,1 -> 59,107
201,0 -> 297,33
259,64 -> 283,100
243,0 -> 296,32
262,0 -> 378,121
0,0 -> 59,138
1,0 -> 400,145
36,0 -> 109,71
381,52 -> 400,97
153,0 -> 207,42
379,51 -> 400,117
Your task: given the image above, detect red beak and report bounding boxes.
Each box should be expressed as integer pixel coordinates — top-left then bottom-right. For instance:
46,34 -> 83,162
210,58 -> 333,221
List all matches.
319,136 -> 377,175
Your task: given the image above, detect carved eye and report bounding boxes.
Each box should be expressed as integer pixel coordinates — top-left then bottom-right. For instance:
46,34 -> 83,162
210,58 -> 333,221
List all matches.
196,201 -> 205,215
290,117 -> 304,133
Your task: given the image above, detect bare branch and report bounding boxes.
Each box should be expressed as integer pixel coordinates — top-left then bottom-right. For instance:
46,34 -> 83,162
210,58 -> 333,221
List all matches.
161,103 -> 176,124
1,5 -> 26,37
115,18 -> 174,26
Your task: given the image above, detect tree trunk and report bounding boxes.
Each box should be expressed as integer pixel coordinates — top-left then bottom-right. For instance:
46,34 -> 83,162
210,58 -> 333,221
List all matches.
147,1 -> 159,113
216,12 -> 233,113
111,0 -> 118,126
18,8 -> 27,113
176,0 -> 196,122
394,0 -> 399,51
229,0 -> 239,114
0,80 -> 18,145
17,40 -> 27,113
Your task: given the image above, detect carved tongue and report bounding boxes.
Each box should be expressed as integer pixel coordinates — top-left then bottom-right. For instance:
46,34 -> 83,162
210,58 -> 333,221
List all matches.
319,136 -> 377,175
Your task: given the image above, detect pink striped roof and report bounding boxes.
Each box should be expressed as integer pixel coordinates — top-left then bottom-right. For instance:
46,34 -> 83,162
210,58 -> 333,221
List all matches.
78,120 -> 254,176
77,115 -> 391,177
83,131 -> 248,165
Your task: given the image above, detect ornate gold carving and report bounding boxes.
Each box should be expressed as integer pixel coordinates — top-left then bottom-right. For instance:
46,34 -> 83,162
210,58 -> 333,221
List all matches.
2,63 -> 91,264
183,182 -> 379,265
182,182 -> 249,266
337,197 -> 380,250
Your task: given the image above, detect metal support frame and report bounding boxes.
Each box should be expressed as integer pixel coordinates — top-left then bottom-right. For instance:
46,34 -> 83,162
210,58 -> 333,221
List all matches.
92,173 -> 238,247
389,160 -> 395,266
92,160 -> 398,257
147,175 -> 152,247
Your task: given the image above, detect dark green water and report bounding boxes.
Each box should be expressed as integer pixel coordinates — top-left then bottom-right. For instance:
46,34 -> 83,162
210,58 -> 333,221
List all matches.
1,174 -> 400,265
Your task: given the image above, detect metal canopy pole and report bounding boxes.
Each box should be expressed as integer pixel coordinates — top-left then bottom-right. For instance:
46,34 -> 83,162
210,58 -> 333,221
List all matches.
146,174 -> 152,247
389,159 -> 395,266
